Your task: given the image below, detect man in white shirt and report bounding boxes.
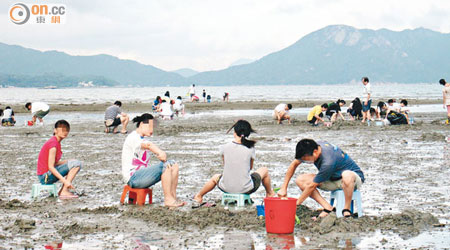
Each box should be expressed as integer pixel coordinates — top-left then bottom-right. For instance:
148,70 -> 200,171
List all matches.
361,77 -> 372,123
189,84 -> 196,101
273,103 -> 292,124
25,102 -> 50,126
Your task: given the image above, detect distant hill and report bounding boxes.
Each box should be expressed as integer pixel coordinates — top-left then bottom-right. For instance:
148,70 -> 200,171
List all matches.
172,68 -> 199,78
0,42 -> 185,87
2,25 -> 450,87
188,25 -> 450,85
229,58 -> 255,67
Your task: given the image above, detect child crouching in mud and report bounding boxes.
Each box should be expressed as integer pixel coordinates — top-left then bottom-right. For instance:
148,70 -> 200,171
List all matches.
193,120 -> 276,208
37,120 -> 82,199
121,113 -> 185,208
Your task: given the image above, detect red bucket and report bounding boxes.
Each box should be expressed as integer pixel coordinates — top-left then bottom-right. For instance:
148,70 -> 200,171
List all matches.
264,197 -> 297,234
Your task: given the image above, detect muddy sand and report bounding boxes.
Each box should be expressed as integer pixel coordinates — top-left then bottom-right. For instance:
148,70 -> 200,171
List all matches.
0,106 -> 449,249
4,98 -> 444,114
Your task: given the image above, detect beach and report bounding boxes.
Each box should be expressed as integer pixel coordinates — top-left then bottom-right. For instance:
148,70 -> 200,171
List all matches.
0,100 -> 449,249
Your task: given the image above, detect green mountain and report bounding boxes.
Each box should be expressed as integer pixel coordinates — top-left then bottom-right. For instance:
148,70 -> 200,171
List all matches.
188,25 -> 450,85
0,43 -> 184,87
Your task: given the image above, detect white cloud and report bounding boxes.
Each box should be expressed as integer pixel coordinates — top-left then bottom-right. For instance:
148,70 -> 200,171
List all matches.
1,0 -> 450,71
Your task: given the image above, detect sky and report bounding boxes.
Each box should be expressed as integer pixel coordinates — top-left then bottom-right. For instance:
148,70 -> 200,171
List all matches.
1,0 -> 450,72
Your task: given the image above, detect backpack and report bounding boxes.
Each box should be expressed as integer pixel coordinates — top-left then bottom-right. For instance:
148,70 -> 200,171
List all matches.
387,111 -> 408,125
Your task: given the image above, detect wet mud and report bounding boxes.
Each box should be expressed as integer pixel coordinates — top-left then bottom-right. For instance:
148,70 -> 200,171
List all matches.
0,106 -> 449,249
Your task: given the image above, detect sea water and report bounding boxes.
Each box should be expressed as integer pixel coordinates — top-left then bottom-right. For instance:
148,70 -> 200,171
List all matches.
0,83 -> 443,104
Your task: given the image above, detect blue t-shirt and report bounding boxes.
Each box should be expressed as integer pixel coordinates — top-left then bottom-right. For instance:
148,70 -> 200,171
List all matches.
313,141 -> 365,183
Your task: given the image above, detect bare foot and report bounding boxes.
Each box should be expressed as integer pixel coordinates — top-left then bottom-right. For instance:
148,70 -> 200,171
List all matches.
193,195 -> 203,204
165,200 -> 186,209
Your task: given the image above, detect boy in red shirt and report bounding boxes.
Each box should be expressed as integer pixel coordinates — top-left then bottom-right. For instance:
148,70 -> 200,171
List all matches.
37,120 -> 82,199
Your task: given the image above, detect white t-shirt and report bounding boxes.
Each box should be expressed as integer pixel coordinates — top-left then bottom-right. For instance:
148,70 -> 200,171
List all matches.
362,83 -> 371,101
2,108 -> 13,119
160,102 -> 173,116
400,106 -> 409,113
173,99 -> 184,111
273,103 -> 289,117
121,131 -> 151,183
189,85 -> 195,94
275,103 -> 286,112
389,103 -> 401,111
31,102 -> 50,114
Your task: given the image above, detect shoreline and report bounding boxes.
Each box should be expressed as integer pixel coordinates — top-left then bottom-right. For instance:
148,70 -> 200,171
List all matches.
3,98 -> 444,114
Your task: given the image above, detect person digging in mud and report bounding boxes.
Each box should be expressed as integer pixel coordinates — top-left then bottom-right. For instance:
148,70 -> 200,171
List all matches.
273,103 -> 292,124
193,120 -> 276,208
37,120 -> 82,199
326,99 -> 346,123
122,113 -> 185,208
277,139 -> 365,218
104,101 -> 129,134
25,101 -> 50,126
307,103 -> 328,126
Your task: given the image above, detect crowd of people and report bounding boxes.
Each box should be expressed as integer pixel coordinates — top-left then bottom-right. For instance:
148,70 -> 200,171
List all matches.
36,115 -> 366,217
271,77 -> 446,126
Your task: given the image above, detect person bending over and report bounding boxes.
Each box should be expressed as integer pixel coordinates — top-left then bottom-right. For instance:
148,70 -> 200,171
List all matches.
277,139 -> 365,218
273,103 -> 293,124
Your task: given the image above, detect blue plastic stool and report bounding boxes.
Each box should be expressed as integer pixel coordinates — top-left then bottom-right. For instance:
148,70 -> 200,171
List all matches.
221,193 -> 252,206
330,189 -> 363,218
31,183 -> 58,199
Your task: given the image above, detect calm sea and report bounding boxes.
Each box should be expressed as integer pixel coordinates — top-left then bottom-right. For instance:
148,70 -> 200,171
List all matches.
0,83 -> 443,105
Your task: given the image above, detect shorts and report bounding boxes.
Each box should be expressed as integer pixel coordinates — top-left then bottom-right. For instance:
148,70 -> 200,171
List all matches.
362,100 -> 372,112
318,171 -> 362,191
37,160 -> 82,184
127,160 -> 175,188
34,109 -> 50,119
308,113 -> 323,124
105,117 -> 121,127
446,105 -> 450,114
217,172 -> 262,194
1,118 -> 15,126
326,110 -> 336,119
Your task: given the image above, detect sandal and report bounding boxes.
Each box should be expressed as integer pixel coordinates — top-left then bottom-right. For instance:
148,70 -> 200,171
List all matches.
342,209 -> 352,218
192,201 -> 216,209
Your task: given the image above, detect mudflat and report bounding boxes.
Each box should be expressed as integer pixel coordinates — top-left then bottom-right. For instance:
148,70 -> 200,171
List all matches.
0,104 -> 449,249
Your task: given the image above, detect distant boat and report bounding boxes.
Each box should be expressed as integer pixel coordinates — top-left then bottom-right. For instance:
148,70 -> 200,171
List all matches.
43,86 -> 57,89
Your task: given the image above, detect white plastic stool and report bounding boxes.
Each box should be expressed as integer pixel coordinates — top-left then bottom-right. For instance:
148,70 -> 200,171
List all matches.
221,193 -> 252,206
31,184 -> 58,199
329,189 -> 363,218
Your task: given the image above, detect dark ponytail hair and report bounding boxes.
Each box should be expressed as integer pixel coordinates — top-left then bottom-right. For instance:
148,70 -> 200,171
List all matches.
229,120 -> 256,148
337,99 -> 346,105
132,113 -> 154,127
